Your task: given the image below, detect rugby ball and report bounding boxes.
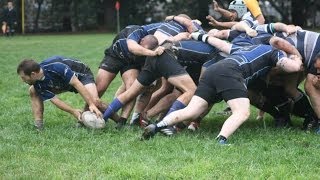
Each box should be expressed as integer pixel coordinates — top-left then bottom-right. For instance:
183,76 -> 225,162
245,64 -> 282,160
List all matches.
81,111 -> 106,129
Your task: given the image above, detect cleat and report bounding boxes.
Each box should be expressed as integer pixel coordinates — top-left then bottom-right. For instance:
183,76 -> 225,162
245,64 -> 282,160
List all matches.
116,117 -> 127,129
141,124 -> 157,140
274,116 -> 291,128
129,113 -> 141,126
160,126 -> 176,136
216,107 -> 232,116
130,113 -> 150,128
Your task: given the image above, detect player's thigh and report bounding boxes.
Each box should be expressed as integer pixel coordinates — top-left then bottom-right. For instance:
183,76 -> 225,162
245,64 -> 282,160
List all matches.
167,74 -> 196,93
122,69 -> 139,88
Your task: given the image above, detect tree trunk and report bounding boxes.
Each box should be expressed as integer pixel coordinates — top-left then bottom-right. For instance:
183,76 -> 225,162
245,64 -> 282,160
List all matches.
34,0 -> 44,32
291,0 -> 306,26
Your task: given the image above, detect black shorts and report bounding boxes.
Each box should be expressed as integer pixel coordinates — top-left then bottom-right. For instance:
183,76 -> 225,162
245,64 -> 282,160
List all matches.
137,50 -> 187,86
202,53 -> 226,68
185,65 -> 201,85
195,60 -> 248,104
77,66 -> 95,85
99,48 -> 145,75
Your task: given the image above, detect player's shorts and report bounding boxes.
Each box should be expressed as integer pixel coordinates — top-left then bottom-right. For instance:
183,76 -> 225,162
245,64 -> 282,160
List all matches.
195,60 -> 248,104
137,49 -> 187,86
99,48 -> 145,75
61,57 -> 95,85
77,66 -> 95,85
202,53 -> 226,68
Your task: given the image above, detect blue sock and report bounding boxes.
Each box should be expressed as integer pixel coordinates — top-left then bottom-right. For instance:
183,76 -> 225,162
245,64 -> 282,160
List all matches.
165,100 -> 186,116
103,98 -> 123,121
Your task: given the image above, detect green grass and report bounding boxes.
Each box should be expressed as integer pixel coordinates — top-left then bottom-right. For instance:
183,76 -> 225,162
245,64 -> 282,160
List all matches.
0,34 -> 319,179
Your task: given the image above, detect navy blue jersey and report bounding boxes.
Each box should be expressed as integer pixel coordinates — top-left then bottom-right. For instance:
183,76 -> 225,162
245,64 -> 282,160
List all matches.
228,30 -> 273,46
156,20 -> 188,37
34,56 -> 88,101
226,45 -> 285,83
174,40 -> 219,65
108,23 -> 162,60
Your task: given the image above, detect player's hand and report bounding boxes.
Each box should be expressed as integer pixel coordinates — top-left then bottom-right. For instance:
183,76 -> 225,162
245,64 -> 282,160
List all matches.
88,105 -> 102,118
165,15 -> 174,21
312,76 -> 320,89
246,28 -> 258,37
206,15 -> 219,27
286,25 -> 298,35
154,46 -> 165,55
212,0 -> 220,11
72,109 -> 83,122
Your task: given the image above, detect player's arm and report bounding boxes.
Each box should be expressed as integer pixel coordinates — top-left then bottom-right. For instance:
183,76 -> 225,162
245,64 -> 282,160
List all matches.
232,21 -> 257,37
206,15 -> 238,29
244,0 -> 265,24
208,29 -> 230,40
50,96 -> 82,121
269,36 -> 302,58
191,32 -> 232,54
69,75 -> 102,117
165,15 -> 195,33
166,32 -> 191,42
276,55 -> 303,73
127,39 -> 164,56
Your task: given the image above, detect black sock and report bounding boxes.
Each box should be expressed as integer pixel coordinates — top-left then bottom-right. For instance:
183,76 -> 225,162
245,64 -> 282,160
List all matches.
292,92 -> 316,119
260,100 -> 281,118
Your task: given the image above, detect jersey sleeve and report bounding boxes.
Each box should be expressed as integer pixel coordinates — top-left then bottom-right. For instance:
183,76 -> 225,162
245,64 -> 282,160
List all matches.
270,49 -> 286,65
227,30 -> 241,42
243,0 -> 262,18
127,28 -> 145,43
252,31 -> 273,45
34,85 -> 56,101
255,23 -> 275,34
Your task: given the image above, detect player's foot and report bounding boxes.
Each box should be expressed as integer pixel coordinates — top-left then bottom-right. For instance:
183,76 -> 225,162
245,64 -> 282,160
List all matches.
274,116 -> 291,128
160,126 -> 177,136
130,113 -> 150,128
141,124 -> 158,140
187,121 -> 200,131
116,117 -> 127,129
216,107 -> 232,116
303,116 -> 319,132
216,135 -> 231,145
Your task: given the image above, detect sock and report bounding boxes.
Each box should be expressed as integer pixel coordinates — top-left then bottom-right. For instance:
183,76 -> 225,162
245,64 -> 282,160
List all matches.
131,112 -> 140,121
259,100 -> 281,119
292,92 -> 315,118
165,100 -> 186,116
103,98 -> 123,121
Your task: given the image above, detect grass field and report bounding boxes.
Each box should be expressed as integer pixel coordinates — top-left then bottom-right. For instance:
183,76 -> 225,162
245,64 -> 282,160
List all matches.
0,34 -> 319,179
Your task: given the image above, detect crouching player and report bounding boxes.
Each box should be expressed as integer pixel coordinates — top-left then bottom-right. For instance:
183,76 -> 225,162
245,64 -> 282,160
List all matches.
17,56 -> 119,130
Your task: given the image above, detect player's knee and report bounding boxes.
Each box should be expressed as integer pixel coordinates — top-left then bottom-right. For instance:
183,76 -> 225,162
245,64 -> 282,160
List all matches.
233,108 -> 250,121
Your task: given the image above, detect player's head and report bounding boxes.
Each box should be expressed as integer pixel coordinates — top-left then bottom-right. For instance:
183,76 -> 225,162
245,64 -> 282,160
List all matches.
17,59 -> 41,85
140,35 -> 159,50
7,1 -> 13,9
228,0 -> 247,20
177,14 -> 192,20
